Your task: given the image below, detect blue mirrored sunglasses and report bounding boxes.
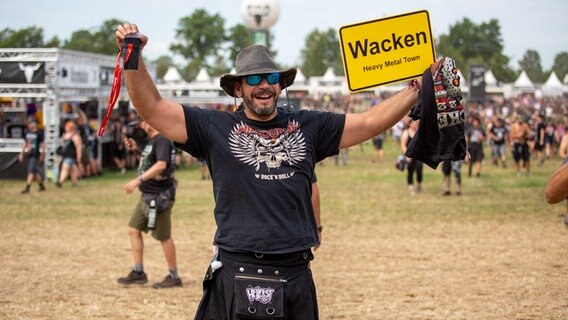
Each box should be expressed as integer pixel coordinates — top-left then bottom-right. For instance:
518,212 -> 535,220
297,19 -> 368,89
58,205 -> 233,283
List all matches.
245,72 -> 281,86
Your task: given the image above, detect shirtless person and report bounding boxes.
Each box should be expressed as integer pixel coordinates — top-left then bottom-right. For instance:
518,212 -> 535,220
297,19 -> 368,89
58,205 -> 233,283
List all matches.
510,115 -> 533,176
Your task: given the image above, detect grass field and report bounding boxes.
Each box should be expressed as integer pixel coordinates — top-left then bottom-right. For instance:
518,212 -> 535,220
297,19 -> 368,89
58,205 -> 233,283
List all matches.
0,139 -> 567,319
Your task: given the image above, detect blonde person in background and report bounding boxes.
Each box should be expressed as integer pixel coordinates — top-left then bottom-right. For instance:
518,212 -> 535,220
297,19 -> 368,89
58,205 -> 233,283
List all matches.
55,120 -> 82,188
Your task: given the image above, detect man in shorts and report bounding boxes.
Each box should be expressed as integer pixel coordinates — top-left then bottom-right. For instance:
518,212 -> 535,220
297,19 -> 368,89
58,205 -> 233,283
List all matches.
18,121 -> 46,193
117,116 -> 182,289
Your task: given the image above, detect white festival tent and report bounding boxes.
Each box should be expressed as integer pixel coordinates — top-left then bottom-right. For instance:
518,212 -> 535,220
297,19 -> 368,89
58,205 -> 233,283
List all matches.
162,66 -> 185,84
156,67 -> 231,105
513,70 -> 536,94
541,71 -> 565,97
485,69 -> 498,87
308,67 -> 349,97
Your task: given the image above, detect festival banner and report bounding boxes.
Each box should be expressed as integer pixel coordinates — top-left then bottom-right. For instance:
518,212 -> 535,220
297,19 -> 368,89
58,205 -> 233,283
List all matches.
0,62 -> 45,84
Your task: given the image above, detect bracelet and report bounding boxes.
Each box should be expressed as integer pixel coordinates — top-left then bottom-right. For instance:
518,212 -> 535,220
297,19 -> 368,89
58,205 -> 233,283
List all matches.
317,225 -> 323,233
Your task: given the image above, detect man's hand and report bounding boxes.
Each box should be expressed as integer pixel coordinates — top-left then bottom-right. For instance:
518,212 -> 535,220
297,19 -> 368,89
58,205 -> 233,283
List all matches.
115,22 -> 148,51
124,137 -> 139,153
124,178 -> 140,194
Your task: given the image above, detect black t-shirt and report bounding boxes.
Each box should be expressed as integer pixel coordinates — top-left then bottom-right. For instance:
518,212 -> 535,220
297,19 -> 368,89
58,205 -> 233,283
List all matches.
490,125 -> 508,145
24,130 -> 43,157
138,134 -> 176,194
467,127 -> 484,144
535,122 -> 546,144
175,105 -> 345,254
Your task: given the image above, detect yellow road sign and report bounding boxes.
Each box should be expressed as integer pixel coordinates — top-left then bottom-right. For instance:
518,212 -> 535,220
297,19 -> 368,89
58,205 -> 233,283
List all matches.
339,10 -> 436,92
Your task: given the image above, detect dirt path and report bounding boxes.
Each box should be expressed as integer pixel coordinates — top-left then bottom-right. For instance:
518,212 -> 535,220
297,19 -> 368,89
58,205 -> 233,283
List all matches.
1,213 -> 566,319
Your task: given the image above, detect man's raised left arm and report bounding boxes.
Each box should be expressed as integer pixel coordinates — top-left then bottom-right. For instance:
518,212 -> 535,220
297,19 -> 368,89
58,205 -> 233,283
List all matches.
339,85 -> 419,149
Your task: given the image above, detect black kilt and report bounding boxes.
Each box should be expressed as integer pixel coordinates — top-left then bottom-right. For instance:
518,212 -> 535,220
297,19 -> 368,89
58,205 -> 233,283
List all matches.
195,248 -> 318,320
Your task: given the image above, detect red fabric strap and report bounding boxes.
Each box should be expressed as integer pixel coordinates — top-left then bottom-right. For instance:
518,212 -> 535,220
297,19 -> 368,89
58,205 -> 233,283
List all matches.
98,43 -> 134,136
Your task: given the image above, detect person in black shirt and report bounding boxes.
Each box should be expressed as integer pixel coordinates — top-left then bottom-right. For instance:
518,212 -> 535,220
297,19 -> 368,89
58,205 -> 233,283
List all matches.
117,116 -> 182,289
466,117 -> 486,177
533,112 -> 546,166
487,117 -> 509,168
18,121 -> 45,193
116,22 -> 430,319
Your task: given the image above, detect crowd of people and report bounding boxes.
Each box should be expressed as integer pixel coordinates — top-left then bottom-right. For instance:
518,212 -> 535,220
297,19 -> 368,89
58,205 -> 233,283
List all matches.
16,88 -> 568,201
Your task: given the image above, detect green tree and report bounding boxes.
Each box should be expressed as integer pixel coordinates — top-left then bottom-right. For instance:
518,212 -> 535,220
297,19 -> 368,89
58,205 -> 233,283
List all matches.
436,18 -> 515,82
63,30 -> 96,52
300,28 -> 343,77
181,59 -> 202,82
0,26 -> 45,48
170,9 -> 226,68
153,55 -> 174,80
44,36 -> 61,48
209,54 -> 231,77
226,24 -> 251,66
519,49 -> 543,83
93,18 -> 124,54
552,52 -> 568,81
63,18 -> 124,55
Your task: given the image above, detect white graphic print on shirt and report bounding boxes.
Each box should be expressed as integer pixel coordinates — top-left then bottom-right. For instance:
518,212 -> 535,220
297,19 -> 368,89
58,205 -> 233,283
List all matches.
228,120 -> 306,175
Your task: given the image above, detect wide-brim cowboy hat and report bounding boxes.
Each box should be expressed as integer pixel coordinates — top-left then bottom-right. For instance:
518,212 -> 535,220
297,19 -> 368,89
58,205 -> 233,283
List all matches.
220,45 -> 297,97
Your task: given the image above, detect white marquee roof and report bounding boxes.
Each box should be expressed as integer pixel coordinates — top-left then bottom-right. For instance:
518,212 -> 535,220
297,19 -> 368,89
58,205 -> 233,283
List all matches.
544,71 -> 563,88
163,66 -> 184,83
485,70 -> 497,86
514,70 -> 534,88
195,67 -> 211,82
542,71 -> 565,97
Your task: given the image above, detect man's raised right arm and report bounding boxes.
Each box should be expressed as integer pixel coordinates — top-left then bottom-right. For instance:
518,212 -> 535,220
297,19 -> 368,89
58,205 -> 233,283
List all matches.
116,22 -> 187,144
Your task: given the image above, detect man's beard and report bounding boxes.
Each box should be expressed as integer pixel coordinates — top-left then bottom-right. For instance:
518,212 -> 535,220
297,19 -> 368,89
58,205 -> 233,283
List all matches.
242,90 -> 278,117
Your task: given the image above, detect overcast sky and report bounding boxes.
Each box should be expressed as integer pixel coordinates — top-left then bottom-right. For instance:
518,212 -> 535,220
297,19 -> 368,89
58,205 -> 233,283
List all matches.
1,0 -> 566,70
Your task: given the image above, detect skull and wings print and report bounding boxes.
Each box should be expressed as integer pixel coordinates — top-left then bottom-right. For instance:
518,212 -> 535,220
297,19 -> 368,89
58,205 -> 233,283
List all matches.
228,120 -> 307,180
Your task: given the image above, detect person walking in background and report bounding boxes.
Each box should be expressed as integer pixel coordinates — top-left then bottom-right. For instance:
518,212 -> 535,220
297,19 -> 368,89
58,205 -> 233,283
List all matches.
466,117 -> 485,178
400,118 -> 423,195
117,116 -> 182,289
110,117 -> 128,174
487,117 -> 509,168
115,22 -> 434,319
544,119 -> 556,161
372,132 -> 385,163
56,120 -> 82,188
76,114 -> 92,178
87,119 -> 102,176
533,112 -> 546,167
442,160 -> 462,196
18,120 -> 46,194
510,115 -> 532,177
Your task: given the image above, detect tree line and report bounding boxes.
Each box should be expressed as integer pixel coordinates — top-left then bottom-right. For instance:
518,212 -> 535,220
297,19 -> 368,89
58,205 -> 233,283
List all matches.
1,9 -> 567,84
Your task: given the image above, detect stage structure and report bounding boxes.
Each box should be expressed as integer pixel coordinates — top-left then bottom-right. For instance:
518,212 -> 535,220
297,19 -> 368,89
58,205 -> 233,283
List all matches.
0,48 -> 155,179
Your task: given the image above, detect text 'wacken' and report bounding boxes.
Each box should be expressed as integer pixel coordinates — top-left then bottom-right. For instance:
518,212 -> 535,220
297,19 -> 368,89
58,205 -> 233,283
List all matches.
346,32 -> 429,59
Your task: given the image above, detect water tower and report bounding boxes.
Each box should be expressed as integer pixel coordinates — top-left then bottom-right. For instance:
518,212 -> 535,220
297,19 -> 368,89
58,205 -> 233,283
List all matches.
241,0 -> 280,47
